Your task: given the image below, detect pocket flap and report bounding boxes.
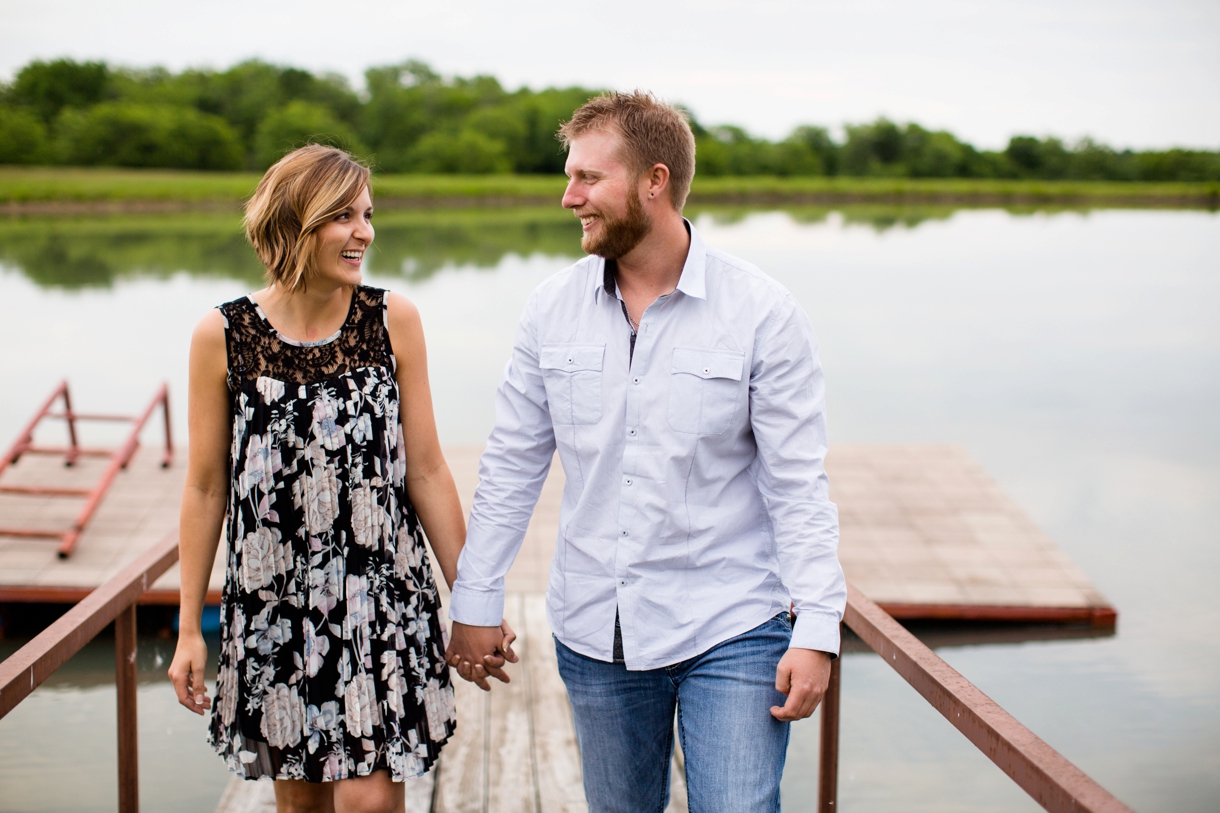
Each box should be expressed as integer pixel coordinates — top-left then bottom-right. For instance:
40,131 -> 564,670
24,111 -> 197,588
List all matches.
671,347 -> 745,380
540,344 -> 606,372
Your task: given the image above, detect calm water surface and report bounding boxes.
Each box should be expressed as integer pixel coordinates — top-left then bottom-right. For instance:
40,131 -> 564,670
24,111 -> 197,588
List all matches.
0,206 -> 1216,812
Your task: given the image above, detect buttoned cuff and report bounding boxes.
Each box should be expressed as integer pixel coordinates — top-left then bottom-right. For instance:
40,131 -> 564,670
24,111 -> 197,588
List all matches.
447,583 -> 506,627
789,611 -> 841,658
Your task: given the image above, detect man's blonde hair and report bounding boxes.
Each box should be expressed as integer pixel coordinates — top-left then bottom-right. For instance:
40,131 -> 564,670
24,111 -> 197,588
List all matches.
244,144 -> 370,291
558,91 -> 696,211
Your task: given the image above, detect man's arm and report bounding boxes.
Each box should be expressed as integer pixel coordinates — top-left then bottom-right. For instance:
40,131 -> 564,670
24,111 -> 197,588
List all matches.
749,296 -> 846,720
446,293 -> 557,689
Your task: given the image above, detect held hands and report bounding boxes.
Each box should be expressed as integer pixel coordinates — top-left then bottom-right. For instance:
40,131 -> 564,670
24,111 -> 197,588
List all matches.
771,648 -> 832,721
168,632 -> 211,716
445,618 -> 519,691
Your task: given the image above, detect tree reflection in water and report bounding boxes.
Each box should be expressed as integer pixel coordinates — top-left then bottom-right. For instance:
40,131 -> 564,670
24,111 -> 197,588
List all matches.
0,204 -> 1081,290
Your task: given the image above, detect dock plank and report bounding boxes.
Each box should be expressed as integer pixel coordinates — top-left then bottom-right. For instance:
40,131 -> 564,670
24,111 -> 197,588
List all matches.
433,671 -> 489,813
522,595 -> 586,813
487,594 -> 537,813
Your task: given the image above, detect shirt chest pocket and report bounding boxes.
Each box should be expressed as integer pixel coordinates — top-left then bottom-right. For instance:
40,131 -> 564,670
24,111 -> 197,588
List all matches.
540,344 -> 605,425
667,347 -> 746,435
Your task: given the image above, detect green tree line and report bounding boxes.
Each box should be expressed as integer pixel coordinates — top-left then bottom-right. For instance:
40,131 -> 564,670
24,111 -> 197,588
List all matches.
2,58 -> 1217,181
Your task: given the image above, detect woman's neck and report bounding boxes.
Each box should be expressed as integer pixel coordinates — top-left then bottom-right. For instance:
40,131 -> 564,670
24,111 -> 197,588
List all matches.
254,282 -> 355,344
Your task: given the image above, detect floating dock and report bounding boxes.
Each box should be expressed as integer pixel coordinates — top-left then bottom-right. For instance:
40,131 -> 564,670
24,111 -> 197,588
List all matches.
0,443 -> 1115,625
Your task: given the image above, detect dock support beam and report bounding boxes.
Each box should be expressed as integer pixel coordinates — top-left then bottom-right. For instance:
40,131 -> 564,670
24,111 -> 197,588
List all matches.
115,603 -> 139,813
818,655 -> 841,813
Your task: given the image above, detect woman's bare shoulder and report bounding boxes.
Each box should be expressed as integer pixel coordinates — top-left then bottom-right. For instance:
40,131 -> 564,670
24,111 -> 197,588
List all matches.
189,308 -> 229,371
192,308 -> 227,344
384,290 -> 421,329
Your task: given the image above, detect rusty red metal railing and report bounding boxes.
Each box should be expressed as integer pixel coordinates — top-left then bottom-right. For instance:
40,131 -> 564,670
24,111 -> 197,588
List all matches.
817,583 -> 1135,813
0,531 -> 179,813
0,381 -> 173,557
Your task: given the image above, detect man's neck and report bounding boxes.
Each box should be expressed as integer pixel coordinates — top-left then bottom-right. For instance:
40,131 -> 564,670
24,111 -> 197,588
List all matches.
613,210 -> 690,301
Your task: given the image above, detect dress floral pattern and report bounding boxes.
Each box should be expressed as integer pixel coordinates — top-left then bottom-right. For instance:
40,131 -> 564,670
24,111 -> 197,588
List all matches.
209,286 -> 455,782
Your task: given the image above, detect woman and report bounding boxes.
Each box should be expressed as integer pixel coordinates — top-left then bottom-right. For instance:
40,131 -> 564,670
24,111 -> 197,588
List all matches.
169,144 -> 508,813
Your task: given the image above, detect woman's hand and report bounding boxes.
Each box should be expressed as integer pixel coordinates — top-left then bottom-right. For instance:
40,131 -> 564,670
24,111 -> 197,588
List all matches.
498,617 -> 518,663
168,632 -> 211,715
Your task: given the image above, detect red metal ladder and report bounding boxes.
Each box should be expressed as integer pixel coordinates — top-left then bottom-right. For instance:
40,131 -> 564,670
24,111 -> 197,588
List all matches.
0,381 -> 172,558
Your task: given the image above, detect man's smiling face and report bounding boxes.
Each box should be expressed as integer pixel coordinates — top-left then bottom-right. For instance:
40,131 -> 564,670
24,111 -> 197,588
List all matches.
561,128 -> 650,259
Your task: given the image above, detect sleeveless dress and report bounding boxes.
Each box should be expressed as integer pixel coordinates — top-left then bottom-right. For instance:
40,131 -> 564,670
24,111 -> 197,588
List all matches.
208,285 -> 456,783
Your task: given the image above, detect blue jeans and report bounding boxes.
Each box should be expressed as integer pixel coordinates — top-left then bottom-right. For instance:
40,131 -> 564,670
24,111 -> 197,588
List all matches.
555,613 -> 792,813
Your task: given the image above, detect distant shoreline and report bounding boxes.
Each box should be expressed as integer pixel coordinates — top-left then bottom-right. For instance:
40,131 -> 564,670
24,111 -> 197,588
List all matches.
2,168 -> 1216,215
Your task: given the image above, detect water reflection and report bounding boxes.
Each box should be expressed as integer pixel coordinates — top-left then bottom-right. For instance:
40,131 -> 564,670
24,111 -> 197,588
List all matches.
0,208 -> 583,289
0,204 -> 1100,289
0,635 -> 227,813
1,205 -> 1216,812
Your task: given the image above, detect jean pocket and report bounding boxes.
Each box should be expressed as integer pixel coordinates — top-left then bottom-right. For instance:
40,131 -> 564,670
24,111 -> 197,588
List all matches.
667,347 -> 745,435
540,344 -> 605,425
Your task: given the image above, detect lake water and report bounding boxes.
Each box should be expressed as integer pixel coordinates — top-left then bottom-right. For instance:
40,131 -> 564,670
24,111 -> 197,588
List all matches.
0,205 -> 1216,812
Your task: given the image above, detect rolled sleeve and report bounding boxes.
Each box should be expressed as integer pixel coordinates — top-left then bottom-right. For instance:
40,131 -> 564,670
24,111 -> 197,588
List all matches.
749,297 -> 846,655
450,294 -> 557,627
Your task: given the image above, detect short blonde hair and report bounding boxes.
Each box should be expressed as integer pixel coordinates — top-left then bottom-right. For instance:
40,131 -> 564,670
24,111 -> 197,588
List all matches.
244,144 -> 370,291
558,91 -> 696,210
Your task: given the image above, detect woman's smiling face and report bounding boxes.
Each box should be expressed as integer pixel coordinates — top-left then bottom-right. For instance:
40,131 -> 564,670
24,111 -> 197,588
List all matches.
311,186 -> 374,288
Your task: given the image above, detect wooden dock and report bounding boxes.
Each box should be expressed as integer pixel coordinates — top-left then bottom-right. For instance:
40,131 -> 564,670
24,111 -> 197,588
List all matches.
0,442 -> 1114,812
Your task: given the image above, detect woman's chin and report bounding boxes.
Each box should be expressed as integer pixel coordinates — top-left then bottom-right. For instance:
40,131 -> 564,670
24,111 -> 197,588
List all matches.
316,267 -> 363,288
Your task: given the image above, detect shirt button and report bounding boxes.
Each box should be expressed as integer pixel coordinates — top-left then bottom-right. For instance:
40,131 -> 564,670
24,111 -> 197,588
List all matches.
625,478 -> 633,486
628,428 -> 636,436
567,357 -> 574,364
703,367 -> 710,374
621,530 -> 629,537
620,580 -> 626,586
633,377 -> 640,384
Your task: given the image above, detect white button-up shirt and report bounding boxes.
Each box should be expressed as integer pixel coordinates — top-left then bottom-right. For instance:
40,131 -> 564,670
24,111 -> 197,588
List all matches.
450,222 -> 846,669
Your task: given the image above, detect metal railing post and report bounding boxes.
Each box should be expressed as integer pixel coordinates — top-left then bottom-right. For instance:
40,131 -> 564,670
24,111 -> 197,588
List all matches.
61,381 -> 80,466
818,655 -> 841,812
159,386 -> 173,467
115,603 -> 139,813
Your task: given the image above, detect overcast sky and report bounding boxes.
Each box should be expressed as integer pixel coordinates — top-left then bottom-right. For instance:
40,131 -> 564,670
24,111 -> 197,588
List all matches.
2,0 -> 1217,150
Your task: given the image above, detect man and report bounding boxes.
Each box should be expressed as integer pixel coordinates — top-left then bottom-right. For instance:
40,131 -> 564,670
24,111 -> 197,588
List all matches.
445,91 -> 846,813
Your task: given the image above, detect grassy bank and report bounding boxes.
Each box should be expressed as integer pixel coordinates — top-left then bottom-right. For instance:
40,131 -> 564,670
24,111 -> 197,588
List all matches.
1,167 -> 1217,212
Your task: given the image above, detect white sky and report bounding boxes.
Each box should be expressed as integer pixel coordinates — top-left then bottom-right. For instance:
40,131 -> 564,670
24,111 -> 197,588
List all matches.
1,0 -> 1217,150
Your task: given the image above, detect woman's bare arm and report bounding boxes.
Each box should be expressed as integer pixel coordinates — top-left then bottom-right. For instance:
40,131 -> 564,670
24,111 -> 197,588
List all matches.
385,292 -> 466,589
167,310 -> 231,715
386,293 -> 517,687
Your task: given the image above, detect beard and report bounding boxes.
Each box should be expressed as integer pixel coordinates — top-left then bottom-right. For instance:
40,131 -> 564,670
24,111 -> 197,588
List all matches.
581,190 -> 651,259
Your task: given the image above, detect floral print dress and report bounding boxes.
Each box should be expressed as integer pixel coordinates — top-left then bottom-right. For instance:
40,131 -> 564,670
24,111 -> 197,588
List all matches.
208,286 -> 455,783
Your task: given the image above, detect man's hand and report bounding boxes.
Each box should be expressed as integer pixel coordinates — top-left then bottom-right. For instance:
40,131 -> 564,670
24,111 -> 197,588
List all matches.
446,619 -> 519,691
771,648 -> 832,721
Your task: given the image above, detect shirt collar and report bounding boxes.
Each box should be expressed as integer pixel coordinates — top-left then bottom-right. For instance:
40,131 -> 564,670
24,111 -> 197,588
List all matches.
594,218 -> 707,303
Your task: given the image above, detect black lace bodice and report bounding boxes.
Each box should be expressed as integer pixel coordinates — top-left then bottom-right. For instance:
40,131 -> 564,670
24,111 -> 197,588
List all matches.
218,286 -> 394,387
